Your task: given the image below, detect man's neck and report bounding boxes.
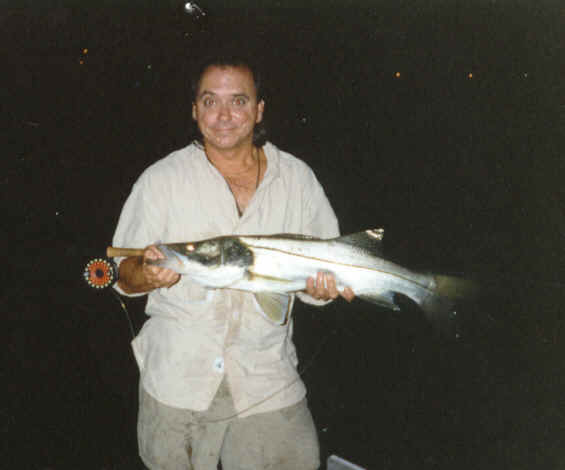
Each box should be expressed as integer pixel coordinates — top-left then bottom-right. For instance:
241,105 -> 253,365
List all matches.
204,143 -> 257,176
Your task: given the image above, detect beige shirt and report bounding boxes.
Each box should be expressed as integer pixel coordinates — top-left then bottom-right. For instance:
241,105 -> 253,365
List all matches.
112,141 -> 339,416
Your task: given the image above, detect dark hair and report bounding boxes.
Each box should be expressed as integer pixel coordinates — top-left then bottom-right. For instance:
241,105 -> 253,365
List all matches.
190,54 -> 268,147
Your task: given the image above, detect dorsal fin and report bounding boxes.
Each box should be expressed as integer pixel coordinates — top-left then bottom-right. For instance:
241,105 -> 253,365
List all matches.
336,228 -> 384,256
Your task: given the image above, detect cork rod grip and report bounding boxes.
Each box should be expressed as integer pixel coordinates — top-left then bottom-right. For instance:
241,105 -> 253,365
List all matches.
106,247 -> 146,258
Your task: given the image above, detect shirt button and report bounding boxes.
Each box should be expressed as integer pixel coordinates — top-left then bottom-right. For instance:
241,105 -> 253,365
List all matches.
213,357 -> 224,373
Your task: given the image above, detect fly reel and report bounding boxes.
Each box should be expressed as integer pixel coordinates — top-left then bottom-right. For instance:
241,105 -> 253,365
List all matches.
83,258 -> 117,289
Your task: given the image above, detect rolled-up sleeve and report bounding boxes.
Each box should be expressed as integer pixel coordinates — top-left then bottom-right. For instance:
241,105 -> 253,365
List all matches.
111,170 -> 167,297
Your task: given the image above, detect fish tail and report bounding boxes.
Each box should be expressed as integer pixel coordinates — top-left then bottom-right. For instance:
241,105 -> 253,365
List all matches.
419,275 -> 480,337
433,275 -> 480,300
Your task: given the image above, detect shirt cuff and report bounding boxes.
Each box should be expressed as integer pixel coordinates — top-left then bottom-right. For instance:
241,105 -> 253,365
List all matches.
296,291 -> 334,307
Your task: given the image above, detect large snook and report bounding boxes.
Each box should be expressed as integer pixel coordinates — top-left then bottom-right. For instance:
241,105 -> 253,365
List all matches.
112,228 -> 478,326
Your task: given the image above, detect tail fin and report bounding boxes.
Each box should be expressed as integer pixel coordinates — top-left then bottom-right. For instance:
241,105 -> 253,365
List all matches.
419,275 -> 480,338
433,275 -> 480,300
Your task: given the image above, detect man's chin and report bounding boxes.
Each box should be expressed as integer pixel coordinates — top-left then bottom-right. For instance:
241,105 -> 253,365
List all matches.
208,135 -> 250,150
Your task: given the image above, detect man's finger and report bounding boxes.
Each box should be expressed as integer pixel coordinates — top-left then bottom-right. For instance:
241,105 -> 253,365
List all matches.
341,287 -> 355,302
316,271 -> 325,291
306,277 -> 315,295
325,275 -> 339,299
144,245 -> 164,260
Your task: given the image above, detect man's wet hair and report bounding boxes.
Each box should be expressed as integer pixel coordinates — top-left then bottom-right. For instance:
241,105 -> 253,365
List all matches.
190,53 -> 267,147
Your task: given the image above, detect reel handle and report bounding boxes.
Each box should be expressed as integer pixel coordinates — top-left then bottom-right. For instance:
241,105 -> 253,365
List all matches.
106,247 -> 145,258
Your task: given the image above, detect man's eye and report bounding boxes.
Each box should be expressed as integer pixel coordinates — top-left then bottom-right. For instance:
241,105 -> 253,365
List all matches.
203,97 -> 214,106
233,97 -> 247,106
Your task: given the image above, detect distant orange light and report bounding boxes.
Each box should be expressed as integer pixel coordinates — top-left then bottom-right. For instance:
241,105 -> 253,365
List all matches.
395,72 -> 401,78
468,72 -> 473,79
79,59 -> 84,65
83,48 -> 88,54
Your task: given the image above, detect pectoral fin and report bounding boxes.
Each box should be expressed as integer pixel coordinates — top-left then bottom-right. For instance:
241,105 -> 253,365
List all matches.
254,292 -> 291,325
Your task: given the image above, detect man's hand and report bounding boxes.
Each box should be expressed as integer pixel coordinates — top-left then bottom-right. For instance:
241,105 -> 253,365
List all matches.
305,272 -> 355,302
117,245 -> 180,294
141,245 -> 181,289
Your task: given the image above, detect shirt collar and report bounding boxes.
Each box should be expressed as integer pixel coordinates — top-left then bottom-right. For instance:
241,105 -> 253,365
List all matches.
194,141 -> 281,186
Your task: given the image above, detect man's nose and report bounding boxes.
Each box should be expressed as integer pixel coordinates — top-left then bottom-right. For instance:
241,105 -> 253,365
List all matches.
218,102 -> 231,120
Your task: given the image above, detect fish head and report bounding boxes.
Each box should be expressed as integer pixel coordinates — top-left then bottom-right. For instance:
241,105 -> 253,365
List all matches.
171,237 -> 252,266
154,239 -> 223,276
173,239 -> 223,266
152,237 -> 252,288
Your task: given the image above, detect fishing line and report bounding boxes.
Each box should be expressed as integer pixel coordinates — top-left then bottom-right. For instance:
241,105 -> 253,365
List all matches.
111,288 -> 136,340
83,257 -> 343,420
83,249 -> 565,423
83,258 -> 137,340
197,326 -> 340,424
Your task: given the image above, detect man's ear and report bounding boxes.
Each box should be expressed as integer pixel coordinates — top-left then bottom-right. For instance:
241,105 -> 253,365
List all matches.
256,100 -> 265,123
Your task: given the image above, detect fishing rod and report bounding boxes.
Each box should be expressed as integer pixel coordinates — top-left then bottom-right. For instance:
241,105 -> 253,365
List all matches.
83,247 -> 145,289
84,245 -> 152,289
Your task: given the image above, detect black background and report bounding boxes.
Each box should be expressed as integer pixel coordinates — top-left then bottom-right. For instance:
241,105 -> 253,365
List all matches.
3,1 -> 565,468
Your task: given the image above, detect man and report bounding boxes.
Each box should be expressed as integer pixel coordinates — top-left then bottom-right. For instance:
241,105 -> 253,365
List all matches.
113,54 -> 354,470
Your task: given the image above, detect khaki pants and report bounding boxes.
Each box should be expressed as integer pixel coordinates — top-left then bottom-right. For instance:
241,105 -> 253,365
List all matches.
138,379 -> 320,470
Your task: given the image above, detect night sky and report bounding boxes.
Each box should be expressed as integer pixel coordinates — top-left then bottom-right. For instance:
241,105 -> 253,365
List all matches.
4,1 -> 565,469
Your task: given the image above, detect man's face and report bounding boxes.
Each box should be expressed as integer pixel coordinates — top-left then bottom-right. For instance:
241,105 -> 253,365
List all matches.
192,65 -> 265,151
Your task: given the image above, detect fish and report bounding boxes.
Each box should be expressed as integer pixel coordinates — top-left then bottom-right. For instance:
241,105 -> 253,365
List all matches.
108,228 -> 478,326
